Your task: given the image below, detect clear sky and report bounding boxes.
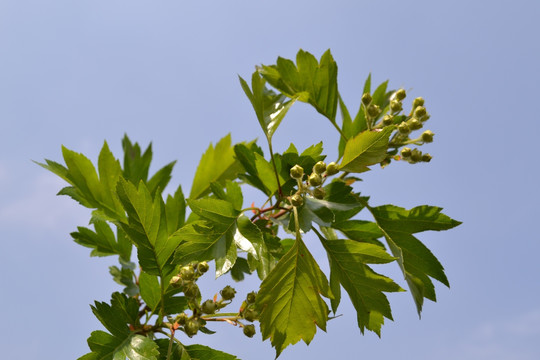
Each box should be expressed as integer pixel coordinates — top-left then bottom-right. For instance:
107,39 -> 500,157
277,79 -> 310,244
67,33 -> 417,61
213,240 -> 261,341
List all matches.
1,1 -> 539,359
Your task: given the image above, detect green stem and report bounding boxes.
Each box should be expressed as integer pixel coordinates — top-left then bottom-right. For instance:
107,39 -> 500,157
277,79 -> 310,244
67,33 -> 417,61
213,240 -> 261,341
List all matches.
166,328 -> 175,360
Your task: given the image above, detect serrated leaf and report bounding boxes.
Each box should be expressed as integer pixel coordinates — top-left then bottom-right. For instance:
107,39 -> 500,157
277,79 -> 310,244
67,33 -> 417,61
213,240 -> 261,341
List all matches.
146,161 -> 176,197
184,344 -> 239,360
165,185 -> 186,235
190,134 -> 243,199
122,134 -> 153,185
187,198 -> 239,225
260,49 -> 338,124
256,236 -> 332,357
110,265 -> 138,296
254,152 -> 284,195
139,272 -> 161,311
172,218 -> 238,278
316,230 -> 403,335
81,331 -> 159,360
239,71 -> 296,141
340,126 -> 394,173
116,178 -> 179,277
71,220 -> 122,258
369,204 -> 461,315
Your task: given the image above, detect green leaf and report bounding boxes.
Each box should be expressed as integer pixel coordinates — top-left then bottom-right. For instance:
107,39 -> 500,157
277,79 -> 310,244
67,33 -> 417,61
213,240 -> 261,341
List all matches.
333,220 -> 386,247
116,178 -> 179,276
234,143 -> 269,195
369,204 -> 461,315
173,215 -> 238,278
81,293 -> 157,359
184,344 -> 239,360
165,185 -> 186,235
260,49 -> 338,124
239,71 -> 296,141
122,134 -> 153,185
139,272 -> 161,311
315,229 -> 403,335
254,152 -> 284,196
256,236 -> 332,357
230,256 -> 252,281
237,215 -> 273,279
110,263 -> 139,297
338,94 -> 353,158
340,126 -> 394,173
71,220 -> 123,258
190,134 -> 243,199
37,142 -> 127,221
81,331 -> 159,360
187,198 -> 238,225
209,181 -> 244,211
146,161 -> 176,197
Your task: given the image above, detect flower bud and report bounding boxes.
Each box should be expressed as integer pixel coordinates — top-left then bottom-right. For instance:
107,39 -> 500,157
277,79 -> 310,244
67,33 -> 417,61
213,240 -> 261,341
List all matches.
243,324 -> 256,338
325,162 -> 339,176
291,194 -> 303,207
308,173 -> 322,187
243,308 -> 258,322
422,153 -> 432,162
395,88 -> 406,101
313,187 -> 326,200
313,161 -> 326,174
246,291 -> 257,304
361,93 -> 372,105
176,313 -> 188,325
183,283 -> 200,299
382,114 -> 394,126
390,100 -> 403,113
180,266 -> 195,281
414,106 -> 427,119
421,130 -> 434,143
201,300 -> 217,314
170,275 -> 182,288
408,118 -> 423,130
410,149 -> 422,162
197,261 -> 209,274
289,164 -> 304,179
184,319 -> 199,337
412,97 -> 424,108
398,122 -> 410,135
367,104 -> 381,118
220,285 -> 236,300
401,147 -> 412,158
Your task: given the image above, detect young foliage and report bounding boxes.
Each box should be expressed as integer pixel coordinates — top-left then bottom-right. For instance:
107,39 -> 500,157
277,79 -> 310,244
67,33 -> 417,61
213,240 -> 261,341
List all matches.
40,49 -> 460,359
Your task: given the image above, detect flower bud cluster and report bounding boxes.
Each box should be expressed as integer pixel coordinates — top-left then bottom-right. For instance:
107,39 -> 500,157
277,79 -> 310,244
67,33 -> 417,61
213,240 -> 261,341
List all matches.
288,161 -> 340,206
171,280 -> 239,338
400,147 -> 432,164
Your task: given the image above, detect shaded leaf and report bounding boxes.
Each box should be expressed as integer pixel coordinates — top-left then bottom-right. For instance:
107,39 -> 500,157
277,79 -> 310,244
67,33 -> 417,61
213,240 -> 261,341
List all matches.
260,49 -> 338,124
315,230 -> 403,335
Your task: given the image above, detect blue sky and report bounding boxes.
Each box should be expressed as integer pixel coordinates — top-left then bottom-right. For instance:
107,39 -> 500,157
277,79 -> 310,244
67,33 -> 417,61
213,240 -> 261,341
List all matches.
1,1 -> 539,359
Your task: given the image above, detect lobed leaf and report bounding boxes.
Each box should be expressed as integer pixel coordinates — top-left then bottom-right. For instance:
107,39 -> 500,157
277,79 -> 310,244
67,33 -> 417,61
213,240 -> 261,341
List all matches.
316,230 -> 403,335
369,204 -> 461,314
116,178 -> 179,277
256,236 -> 332,357
190,134 -> 243,199
260,49 -> 338,124
340,126 -> 394,173
239,71 -> 296,141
